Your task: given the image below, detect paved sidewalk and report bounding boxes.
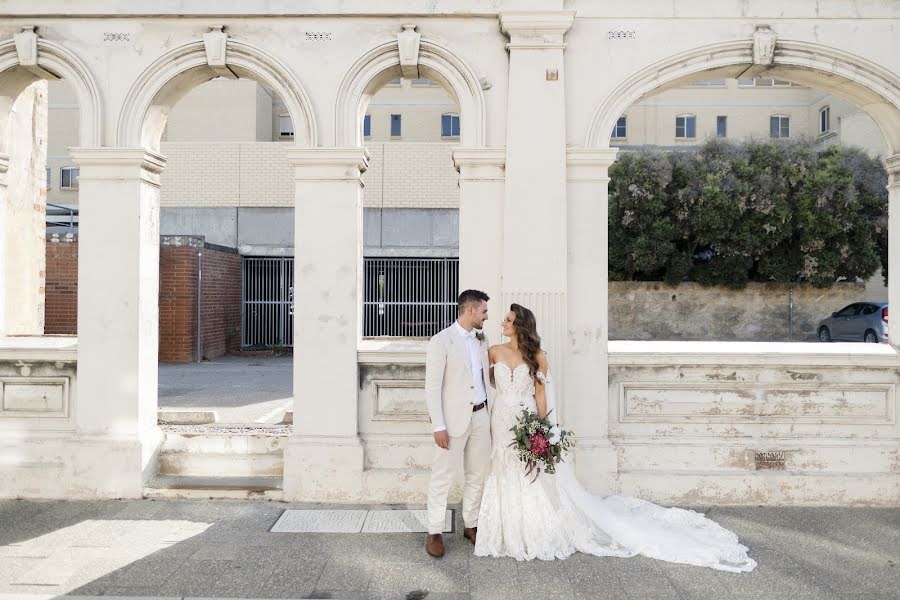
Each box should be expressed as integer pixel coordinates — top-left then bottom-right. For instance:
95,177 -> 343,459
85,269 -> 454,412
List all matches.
158,356 -> 292,424
0,499 -> 897,599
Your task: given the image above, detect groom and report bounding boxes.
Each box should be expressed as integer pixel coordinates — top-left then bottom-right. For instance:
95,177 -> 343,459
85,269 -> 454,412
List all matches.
424,289 -> 492,557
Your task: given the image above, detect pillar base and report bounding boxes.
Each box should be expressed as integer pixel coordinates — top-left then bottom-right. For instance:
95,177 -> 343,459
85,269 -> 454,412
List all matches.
282,435 -> 365,502
0,428 -> 162,499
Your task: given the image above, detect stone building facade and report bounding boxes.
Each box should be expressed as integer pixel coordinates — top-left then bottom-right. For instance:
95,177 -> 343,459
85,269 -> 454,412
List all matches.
1,1 -> 899,506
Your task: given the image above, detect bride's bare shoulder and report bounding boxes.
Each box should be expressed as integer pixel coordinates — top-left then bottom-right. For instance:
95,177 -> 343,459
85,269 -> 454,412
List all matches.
488,343 -> 510,359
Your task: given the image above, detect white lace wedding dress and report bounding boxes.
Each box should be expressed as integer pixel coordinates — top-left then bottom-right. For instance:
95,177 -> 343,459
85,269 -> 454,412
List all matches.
473,362 -> 757,572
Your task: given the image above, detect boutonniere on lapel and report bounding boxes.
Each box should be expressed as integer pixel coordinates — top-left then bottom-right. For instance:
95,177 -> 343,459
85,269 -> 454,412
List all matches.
475,330 -> 486,343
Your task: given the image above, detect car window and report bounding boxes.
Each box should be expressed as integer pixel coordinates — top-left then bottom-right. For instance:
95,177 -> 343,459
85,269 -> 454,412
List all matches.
835,304 -> 860,317
861,304 -> 879,315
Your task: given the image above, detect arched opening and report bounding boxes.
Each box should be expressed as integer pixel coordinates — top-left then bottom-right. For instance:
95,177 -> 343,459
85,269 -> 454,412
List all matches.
570,38 -> 900,504
116,39 -> 318,494
336,38 -> 488,341
589,41 -> 900,346
0,34 -> 99,340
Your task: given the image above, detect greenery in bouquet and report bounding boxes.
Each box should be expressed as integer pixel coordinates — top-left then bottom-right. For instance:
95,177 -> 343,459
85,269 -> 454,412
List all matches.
509,409 -> 575,481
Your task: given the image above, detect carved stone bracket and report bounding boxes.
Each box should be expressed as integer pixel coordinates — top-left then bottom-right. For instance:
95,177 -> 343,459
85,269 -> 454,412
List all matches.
13,26 -> 60,80
203,25 -> 237,79
397,24 -> 421,80
753,25 -> 777,66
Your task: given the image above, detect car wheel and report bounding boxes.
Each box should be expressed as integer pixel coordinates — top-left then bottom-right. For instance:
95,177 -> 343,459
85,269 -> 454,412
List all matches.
864,330 -> 879,343
818,326 -> 831,342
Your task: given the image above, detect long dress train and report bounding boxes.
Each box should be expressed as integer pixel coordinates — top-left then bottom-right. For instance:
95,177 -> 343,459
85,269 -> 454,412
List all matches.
473,363 -> 757,573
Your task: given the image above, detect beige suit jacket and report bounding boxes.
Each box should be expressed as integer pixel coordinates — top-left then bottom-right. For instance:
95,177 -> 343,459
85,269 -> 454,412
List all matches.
425,324 -> 491,438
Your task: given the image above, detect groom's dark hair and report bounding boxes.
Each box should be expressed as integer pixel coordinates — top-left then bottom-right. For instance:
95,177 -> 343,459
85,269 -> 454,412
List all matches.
458,289 -> 489,315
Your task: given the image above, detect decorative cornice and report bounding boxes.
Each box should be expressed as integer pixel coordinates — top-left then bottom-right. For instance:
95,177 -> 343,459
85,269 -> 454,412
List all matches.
886,154 -> 900,190
500,11 -> 575,50
453,148 -> 505,182
69,147 -> 167,187
566,148 -> 619,182
285,147 -> 370,181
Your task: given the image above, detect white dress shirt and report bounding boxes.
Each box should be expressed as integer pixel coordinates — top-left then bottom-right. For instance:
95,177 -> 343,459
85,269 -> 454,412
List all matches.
433,321 -> 487,433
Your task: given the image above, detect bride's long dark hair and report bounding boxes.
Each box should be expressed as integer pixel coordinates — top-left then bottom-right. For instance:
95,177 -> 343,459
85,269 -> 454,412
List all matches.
509,303 -> 542,382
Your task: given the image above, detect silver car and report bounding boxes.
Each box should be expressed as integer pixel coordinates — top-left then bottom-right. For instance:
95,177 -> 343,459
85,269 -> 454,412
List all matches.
817,302 -> 888,343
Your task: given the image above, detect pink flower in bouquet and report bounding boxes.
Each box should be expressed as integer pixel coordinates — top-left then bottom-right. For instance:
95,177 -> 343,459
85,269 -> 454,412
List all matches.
529,433 -> 550,457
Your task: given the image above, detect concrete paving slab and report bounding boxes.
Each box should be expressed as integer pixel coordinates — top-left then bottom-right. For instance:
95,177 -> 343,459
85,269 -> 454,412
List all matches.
0,499 -> 896,599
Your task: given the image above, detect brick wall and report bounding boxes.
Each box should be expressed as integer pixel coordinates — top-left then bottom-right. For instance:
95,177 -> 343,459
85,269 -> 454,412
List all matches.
159,241 -> 200,362
158,237 -> 242,362
199,246 -> 242,358
44,235 -> 242,362
44,233 -> 78,335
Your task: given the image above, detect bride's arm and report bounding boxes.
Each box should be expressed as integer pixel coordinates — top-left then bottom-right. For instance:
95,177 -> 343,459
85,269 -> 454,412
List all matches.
534,352 -> 550,418
488,345 -> 498,386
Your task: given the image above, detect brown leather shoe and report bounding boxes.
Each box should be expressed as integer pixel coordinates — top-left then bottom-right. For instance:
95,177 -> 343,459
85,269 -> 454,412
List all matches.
426,533 -> 444,557
463,526 -> 477,545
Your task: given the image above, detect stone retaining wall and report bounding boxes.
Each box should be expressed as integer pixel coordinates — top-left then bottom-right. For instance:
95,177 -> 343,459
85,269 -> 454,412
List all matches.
609,281 -> 866,342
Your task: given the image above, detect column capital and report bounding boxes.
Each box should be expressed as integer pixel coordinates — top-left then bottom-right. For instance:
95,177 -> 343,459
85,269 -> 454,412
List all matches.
0,152 -> 9,187
453,147 -> 506,181
886,154 -> 900,190
69,147 -> 166,186
500,11 -> 575,50
566,147 -> 619,182
285,147 -> 370,181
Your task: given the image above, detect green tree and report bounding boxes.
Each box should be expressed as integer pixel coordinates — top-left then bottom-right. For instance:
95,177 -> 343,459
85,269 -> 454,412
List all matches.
608,139 -> 888,288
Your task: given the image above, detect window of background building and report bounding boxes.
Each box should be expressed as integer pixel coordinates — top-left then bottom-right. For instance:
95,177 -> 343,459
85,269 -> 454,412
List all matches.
279,114 -> 293,137
716,115 -> 727,138
390,114 -> 402,137
441,113 -> 460,137
612,116 -> 627,138
412,79 -> 432,86
687,79 -> 727,87
46,167 -> 51,189
60,167 -> 79,190
739,78 -> 794,87
363,114 -> 371,138
819,106 -> 830,134
770,115 -> 791,138
675,114 -> 696,139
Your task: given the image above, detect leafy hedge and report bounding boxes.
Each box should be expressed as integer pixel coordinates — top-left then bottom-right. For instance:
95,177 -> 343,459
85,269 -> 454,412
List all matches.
608,139 -> 888,288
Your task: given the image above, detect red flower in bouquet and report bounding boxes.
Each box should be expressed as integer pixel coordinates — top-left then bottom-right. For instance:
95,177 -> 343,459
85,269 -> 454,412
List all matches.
529,433 -> 550,457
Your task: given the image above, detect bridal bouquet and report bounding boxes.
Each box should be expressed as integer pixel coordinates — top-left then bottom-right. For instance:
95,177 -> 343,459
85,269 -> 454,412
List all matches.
509,409 -> 575,480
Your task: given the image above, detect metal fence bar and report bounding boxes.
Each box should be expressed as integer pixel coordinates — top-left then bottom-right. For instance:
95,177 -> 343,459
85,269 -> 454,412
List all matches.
362,257 -> 459,338
243,256 -> 458,345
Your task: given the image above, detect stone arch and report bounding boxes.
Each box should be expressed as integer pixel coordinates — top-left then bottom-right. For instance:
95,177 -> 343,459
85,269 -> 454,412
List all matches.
335,37 -> 486,148
118,38 -> 317,151
0,36 -> 102,152
586,39 -> 900,155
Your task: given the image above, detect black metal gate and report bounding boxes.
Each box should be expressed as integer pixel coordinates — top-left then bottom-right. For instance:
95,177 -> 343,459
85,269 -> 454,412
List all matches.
363,257 -> 459,337
241,257 -> 294,347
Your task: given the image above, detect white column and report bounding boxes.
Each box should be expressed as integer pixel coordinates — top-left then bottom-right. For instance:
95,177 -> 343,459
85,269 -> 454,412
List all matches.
283,147 -> 369,501
453,148 -> 505,341
887,154 -> 900,348
0,152 -> 8,336
566,148 -> 619,493
1,81 -> 47,336
500,10 -> 575,397
70,148 -> 166,496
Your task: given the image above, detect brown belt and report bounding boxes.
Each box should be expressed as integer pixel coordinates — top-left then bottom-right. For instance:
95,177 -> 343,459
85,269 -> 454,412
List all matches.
473,400 -> 488,412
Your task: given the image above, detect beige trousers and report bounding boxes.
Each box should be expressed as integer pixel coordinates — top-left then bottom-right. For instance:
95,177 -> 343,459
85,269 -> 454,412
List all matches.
426,408 -> 491,535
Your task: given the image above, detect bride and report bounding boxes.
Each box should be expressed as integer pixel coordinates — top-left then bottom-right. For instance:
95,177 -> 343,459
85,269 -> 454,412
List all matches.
473,303 -> 757,573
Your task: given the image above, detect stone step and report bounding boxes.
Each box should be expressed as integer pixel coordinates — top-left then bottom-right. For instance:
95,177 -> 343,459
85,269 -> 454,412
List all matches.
144,475 -> 283,500
158,432 -> 285,477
